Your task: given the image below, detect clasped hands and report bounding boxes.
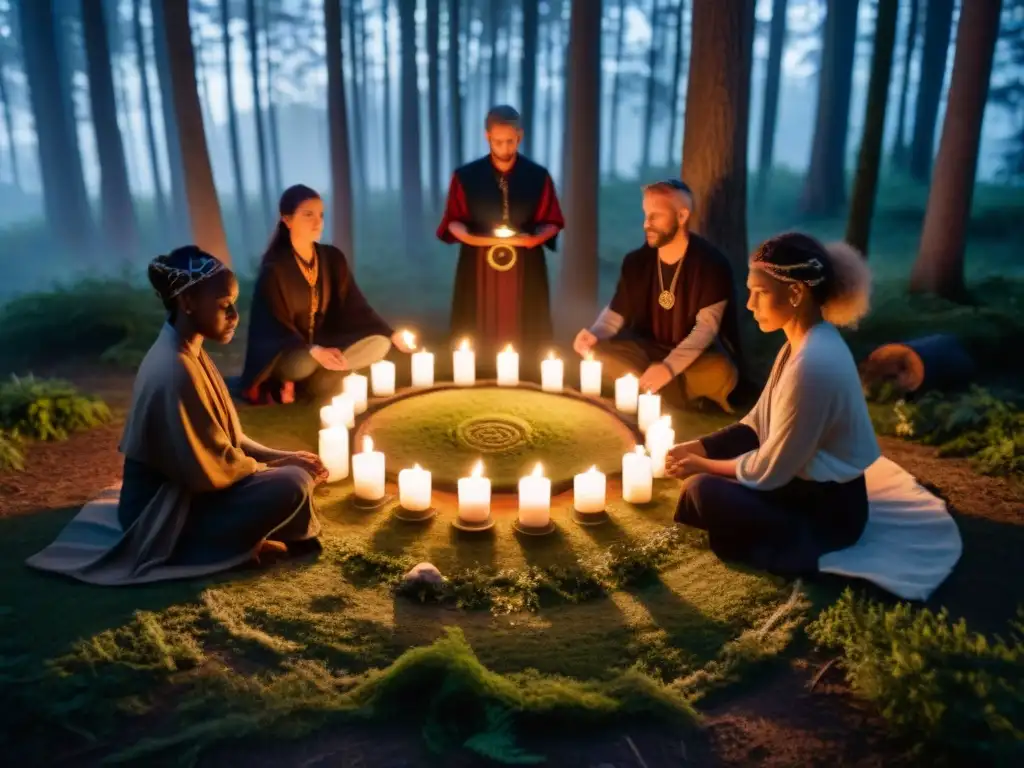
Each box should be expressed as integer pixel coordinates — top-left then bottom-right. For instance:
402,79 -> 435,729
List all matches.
664,440 -> 710,479
310,330 -> 417,372
571,329 -> 675,394
267,451 -> 329,484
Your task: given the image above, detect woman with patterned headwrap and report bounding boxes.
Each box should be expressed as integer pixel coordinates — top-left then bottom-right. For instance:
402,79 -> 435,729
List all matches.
664,233 -> 962,601
26,247 -> 325,585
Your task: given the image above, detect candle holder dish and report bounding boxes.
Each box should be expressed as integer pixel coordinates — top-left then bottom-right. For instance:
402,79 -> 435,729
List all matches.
512,519 -> 557,536
393,504 -> 437,522
572,508 -> 610,526
350,493 -> 394,511
451,515 -> 496,532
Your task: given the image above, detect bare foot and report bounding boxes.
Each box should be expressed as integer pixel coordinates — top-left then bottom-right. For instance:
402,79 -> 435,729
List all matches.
252,539 -> 288,565
280,381 -> 295,404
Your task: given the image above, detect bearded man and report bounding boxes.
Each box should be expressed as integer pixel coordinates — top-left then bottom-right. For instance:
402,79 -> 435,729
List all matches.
573,179 -> 741,413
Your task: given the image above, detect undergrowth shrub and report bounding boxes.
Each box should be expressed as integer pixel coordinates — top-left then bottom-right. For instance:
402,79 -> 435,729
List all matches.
807,590 -> 1024,764
0,375 -> 111,441
871,386 -> 1024,477
0,429 -> 23,471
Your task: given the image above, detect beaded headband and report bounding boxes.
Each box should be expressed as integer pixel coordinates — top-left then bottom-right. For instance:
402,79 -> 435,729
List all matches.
150,253 -> 226,300
751,243 -> 827,287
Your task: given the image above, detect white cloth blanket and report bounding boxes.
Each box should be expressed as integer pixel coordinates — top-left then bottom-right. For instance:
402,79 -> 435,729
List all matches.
818,455 -> 962,601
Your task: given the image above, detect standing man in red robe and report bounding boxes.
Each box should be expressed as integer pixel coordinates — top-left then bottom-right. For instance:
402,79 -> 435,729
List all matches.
436,105 -> 565,376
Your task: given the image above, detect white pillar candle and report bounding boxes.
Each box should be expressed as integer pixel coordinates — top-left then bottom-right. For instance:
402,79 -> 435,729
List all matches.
580,354 -> 602,396
615,373 -> 639,413
398,463 -> 432,511
328,393 -> 355,428
540,352 -> 563,392
622,445 -> 653,504
457,460 -> 491,523
352,435 -> 386,501
411,349 -> 435,388
645,416 -> 676,479
637,390 -> 662,433
453,338 -> 475,387
573,465 -> 606,513
318,426 -> 349,483
517,462 -> 551,527
370,360 -> 396,397
343,373 -> 369,414
496,344 -> 519,386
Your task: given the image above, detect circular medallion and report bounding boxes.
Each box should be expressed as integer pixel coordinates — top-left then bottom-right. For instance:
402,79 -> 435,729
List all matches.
658,290 -> 676,310
486,244 -> 518,271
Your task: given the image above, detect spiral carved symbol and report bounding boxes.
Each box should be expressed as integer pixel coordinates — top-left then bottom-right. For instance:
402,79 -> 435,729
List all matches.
455,414 -> 532,453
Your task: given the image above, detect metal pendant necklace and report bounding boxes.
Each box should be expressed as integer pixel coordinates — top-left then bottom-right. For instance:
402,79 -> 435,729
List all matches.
657,256 -> 683,310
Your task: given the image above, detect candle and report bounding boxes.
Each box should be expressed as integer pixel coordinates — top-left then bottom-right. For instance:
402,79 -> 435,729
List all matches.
318,426 -> 349,483
494,223 -> 516,238
457,460 -> 491,523
637,390 -> 661,433
580,353 -> 602,396
411,349 -> 435,388
343,373 -> 368,414
453,338 -> 475,387
398,463 -> 432,511
496,344 -> 519,386
517,462 -> 551,528
645,416 -> 676,479
540,352 -> 563,392
573,465 -> 606,514
615,373 -> 639,413
370,360 -> 396,397
352,435 -> 385,501
401,329 -> 417,350
622,445 -> 653,504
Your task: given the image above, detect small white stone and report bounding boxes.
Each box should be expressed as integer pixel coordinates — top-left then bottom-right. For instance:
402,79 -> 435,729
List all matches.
403,561 -> 443,585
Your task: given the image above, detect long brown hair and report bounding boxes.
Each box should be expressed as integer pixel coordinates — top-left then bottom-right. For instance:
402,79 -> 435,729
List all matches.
260,184 -> 321,265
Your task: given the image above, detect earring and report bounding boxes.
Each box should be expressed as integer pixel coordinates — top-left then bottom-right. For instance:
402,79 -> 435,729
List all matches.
790,297 -> 800,308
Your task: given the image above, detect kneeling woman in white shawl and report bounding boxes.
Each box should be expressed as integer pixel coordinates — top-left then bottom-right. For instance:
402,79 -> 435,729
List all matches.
27,247 -> 326,585
669,232 -> 885,576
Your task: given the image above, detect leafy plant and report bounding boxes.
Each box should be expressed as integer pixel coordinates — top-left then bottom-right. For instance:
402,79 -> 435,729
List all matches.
807,590 -> 1024,763
0,430 -> 23,471
0,375 -> 111,442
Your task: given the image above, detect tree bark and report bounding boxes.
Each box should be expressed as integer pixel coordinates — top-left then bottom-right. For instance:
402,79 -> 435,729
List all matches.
666,0 -> 688,169
640,0 -> 664,174
220,0 -> 251,251
133,0 -> 170,237
346,0 -> 366,198
427,0 -> 442,204
844,0 -> 899,256
545,0 -> 564,168
82,0 -> 138,257
890,0 -> 920,169
487,0 -> 499,107
153,0 -> 231,264
755,0 -> 788,202
448,0 -> 463,168
606,0 -> 628,176
520,0 -> 539,154
558,0 -> 601,332
325,0 -> 354,259
150,0 -> 189,241
909,0 -> 1002,299
382,0 -> 394,190
247,0 -> 273,223
800,0 -> 860,217
398,0 -> 424,262
0,33 -> 21,190
265,0 -> 284,194
681,0 -> 755,276
908,0 -> 955,182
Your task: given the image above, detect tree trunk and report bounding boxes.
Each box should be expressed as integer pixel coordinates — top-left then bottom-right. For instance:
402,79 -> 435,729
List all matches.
545,0 -> 564,169
755,0 -> 788,202
153,0 -> 231,264
890,0 -> 920,169
18,0 -> 95,253
800,0 -> 860,217
346,0 -> 366,198
487,0 -> 499,107
558,0 -> 601,332
150,0 -> 188,241
844,0 -> 899,256
325,0 -> 354,259
448,0 -> 463,168
220,0 -> 251,250
0,36 -> 21,190
681,0 -> 755,276
640,0 -> 664,174
666,0 -> 688,169
427,0 -> 442,205
133,0 -> 170,237
398,0 -> 424,262
266,0 -> 284,194
606,0 -> 628,176
520,0 -> 539,154
247,0 -> 273,223
909,0 -> 1002,299
908,0 -> 954,182
82,0 -> 138,257
382,0 -> 394,190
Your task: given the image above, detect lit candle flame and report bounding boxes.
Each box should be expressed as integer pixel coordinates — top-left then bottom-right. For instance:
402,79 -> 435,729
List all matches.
531,462 -> 544,478
584,351 -> 594,362
413,463 -> 422,471
589,465 -> 599,474
494,224 -> 515,238
645,389 -> 652,396
547,350 -> 556,360
459,338 -> 470,351
623,373 -> 637,382
401,329 -> 416,349
502,343 -> 515,353
362,436 -> 374,453
634,445 -> 646,456
471,460 -> 484,478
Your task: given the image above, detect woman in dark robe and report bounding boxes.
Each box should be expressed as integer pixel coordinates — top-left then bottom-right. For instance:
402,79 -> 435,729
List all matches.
240,185 -> 414,404
26,247 -> 326,584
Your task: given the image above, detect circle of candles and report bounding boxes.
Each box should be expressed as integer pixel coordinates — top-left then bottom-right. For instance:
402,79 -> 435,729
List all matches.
645,416 -> 675,479
496,344 -> 519,386
615,373 -> 639,413
370,360 -> 396,397
573,465 -> 606,513
622,445 -> 653,504
457,460 -> 491,523
540,352 -> 564,392
398,463 -> 432,511
453,338 -> 476,387
352,435 -> 386,501
318,426 -> 349,483
637,390 -> 662,433
579,353 -> 602,396
411,349 -> 435,388
517,462 -> 551,527
343,373 -> 369,414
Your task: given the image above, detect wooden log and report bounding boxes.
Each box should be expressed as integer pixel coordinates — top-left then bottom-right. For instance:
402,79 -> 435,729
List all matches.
859,334 -> 975,395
